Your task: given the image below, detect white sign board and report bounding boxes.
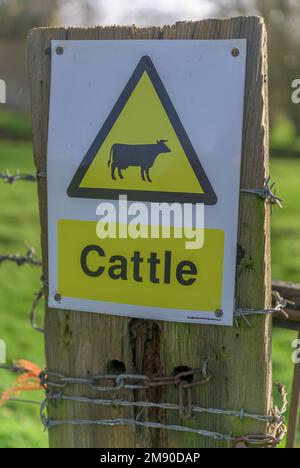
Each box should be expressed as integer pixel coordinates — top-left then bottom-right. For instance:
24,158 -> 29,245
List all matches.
47,40 -> 246,326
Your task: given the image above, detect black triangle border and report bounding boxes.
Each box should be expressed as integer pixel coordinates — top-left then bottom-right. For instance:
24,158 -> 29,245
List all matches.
67,55 -> 217,205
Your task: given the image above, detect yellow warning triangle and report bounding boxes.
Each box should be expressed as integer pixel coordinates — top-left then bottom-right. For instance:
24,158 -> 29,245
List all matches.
68,56 -> 217,205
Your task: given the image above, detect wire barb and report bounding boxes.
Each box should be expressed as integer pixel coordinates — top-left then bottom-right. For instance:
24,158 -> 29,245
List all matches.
241,176 -> 283,208
0,169 -> 37,184
0,246 -> 42,267
234,290 -> 290,327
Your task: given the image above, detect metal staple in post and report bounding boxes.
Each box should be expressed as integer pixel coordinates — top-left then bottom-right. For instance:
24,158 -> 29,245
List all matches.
36,171 -> 47,179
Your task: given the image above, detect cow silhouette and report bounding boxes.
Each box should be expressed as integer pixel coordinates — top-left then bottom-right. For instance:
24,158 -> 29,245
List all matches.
108,139 -> 171,182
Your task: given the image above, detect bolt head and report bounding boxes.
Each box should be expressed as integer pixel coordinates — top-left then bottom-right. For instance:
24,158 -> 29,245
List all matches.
54,293 -> 62,302
231,48 -> 240,57
215,309 -> 224,318
56,46 -> 64,55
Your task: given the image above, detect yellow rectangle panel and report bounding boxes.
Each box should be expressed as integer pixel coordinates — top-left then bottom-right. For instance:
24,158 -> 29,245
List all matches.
58,220 -> 224,313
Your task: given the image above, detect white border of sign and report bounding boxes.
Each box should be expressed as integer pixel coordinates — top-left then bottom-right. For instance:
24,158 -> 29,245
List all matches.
47,39 -> 247,326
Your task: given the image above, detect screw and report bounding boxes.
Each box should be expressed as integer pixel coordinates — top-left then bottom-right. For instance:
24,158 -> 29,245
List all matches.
56,46 -> 64,56
231,48 -> 240,58
215,309 -> 224,318
54,293 -> 62,302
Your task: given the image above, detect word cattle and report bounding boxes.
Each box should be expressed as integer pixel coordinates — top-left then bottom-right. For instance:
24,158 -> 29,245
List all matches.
80,245 -> 197,286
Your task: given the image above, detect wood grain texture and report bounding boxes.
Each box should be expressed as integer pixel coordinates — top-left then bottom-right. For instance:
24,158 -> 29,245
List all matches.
28,17 -> 272,448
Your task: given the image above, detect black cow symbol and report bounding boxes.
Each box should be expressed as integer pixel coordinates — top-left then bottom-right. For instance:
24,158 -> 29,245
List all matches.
107,139 -> 171,182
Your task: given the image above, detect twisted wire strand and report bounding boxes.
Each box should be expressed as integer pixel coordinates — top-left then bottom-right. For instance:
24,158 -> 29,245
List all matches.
241,177 -> 283,208
46,392 -> 272,424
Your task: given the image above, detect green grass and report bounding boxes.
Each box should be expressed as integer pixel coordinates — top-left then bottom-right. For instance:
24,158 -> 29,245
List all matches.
0,137 -> 299,448
271,158 -> 300,447
0,111 -> 32,141
270,117 -> 300,154
271,159 -> 300,281
0,139 -> 47,448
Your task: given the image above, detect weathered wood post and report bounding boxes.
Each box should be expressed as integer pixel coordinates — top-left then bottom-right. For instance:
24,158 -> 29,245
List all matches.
28,17 -> 272,448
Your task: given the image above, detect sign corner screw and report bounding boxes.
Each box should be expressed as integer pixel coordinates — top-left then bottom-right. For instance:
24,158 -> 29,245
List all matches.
215,309 -> 223,318
56,46 -> 64,56
231,48 -> 240,58
54,293 -> 62,303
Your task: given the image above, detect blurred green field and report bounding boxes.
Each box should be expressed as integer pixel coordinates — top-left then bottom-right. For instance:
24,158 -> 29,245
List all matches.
0,140 -> 47,448
0,137 -> 299,448
271,157 -> 300,447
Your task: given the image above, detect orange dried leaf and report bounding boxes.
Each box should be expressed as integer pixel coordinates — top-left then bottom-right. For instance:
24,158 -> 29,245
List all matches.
0,360 -> 43,406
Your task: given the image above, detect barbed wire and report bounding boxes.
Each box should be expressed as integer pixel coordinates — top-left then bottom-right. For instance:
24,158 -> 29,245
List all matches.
1,169 -> 282,208
0,362 -> 276,424
0,363 -> 26,374
234,291 -> 291,327
2,169 -> 281,210
30,276 -> 48,333
41,405 -> 233,444
30,286 -> 45,334
1,279 -> 293,333
0,361 -> 287,447
0,245 -> 45,332
40,414 -> 285,448
40,367 -> 286,430
0,170 -> 38,184
241,177 -> 283,208
0,246 -> 42,267
40,382 -> 287,449
0,247 -> 292,333
46,392 -> 272,424
1,362 -> 286,427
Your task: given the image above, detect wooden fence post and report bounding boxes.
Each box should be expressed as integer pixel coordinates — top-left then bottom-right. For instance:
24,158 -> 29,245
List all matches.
28,17 -> 272,448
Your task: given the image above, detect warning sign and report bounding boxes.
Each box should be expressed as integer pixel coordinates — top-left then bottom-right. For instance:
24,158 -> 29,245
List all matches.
47,39 -> 247,326
68,55 -> 217,204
